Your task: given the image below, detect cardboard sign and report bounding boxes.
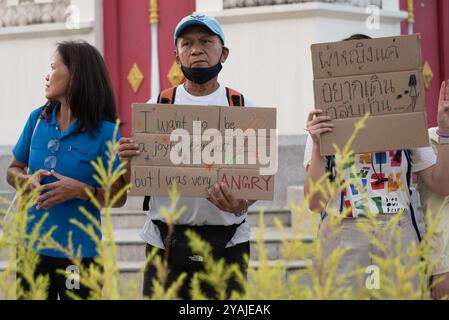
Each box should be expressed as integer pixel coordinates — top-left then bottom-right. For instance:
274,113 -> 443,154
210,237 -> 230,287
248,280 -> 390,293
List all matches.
311,34 -> 429,156
130,104 -> 277,200
218,168 -> 275,201
132,133 -> 275,168
131,166 -> 274,200
132,133 -> 208,166
311,35 -> 422,79
320,112 -> 429,155
313,71 -> 426,119
131,166 -> 218,197
219,107 -> 277,134
132,104 -> 220,134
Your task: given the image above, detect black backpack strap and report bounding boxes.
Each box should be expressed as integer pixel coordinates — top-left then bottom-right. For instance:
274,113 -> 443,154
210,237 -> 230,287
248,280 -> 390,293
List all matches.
143,196 -> 151,211
404,149 -> 422,242
319,155 -> 338,220
326,155 -> 336,182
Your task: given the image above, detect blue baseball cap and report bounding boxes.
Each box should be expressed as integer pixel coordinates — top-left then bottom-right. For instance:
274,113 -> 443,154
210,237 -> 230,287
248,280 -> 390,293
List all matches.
174,13 -> 225,47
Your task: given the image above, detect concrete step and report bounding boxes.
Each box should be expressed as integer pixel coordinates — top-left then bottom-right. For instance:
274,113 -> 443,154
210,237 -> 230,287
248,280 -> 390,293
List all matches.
0,259 -> 307,298
105,208 -> 292,229
119,259 -> 306,280
0,259 -> 307,274
113,259 -> 309,298
104,210 -> 148,230
120,195 -> 296,216
0,227 -> 313,263
0,147 -> 13,190
0,190 -> 15,212
112,227 -> 312,262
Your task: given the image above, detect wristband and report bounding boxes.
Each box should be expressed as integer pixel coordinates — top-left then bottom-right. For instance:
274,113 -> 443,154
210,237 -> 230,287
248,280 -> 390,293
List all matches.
235,199 -> 249,217
436,130 -> 449,138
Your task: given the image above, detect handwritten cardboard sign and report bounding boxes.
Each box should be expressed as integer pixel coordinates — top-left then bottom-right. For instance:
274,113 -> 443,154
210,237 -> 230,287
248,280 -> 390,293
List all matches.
132,104 -> 220,134
219,107 -> 276,134
312,35 -> 422,79
130,104 -> 277,200
132,133 -> 275,168
311,34 -> 429,156
218,168 -> 274,201
131,166 -> 218,197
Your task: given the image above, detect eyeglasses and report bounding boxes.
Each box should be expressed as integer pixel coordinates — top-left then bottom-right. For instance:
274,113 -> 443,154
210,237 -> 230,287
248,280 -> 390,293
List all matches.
44,138 -> 60,170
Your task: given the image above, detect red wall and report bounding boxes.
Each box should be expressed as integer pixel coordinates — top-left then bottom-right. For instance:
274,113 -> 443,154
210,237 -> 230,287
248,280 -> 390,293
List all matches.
438,0 -> 449,81
400,0 -> 449,127
103,0 -> 195,137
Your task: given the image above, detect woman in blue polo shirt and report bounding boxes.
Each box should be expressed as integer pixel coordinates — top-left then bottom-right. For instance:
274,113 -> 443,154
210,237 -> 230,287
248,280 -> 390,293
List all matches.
6,41 -> 127,300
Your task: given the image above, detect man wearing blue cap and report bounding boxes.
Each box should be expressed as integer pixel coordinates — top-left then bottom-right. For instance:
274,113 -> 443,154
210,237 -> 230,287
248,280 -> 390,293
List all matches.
119,13 -> 256,299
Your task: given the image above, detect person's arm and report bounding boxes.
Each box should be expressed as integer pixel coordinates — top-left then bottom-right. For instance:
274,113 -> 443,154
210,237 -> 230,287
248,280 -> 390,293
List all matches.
118,137 -> 140,184
303,110 -> 334,212
35,170 -> 127,209
416,147 -> 449,196
7,108 -> 46,191
77,175 -> 128,208
417,81 -> 449,196
7,158 -> 30,190
305,144 -> 328,212
7,157 -> 50,192
207,182 -> 255,215
432,272 -> 449,300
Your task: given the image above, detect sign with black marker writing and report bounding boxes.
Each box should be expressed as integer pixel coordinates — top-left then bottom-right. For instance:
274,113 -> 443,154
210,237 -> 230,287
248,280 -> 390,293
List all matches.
131,166 -> 218,197
132,104 -> 220,135
311,34 -> 429,156
130,104 -> 277,200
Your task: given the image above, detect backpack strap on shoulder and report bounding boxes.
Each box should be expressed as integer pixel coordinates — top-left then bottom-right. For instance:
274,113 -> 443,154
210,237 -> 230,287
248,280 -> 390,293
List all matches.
320,155 -> 341,218
403,149 -> 422,242
143,195 -> 151,211
403,149 -> 412,192
226,87 -> 245,107
326,155 -> 336,182
325,155 -> 346,215
157,86 -> 178,104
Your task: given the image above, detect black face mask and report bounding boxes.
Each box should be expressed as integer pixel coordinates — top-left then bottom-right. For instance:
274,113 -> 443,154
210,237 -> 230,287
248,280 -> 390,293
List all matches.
181,62 -> 223,85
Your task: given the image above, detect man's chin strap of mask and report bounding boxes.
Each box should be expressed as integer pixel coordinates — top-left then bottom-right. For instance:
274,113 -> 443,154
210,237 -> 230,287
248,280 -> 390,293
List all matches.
181,62 -> 223,85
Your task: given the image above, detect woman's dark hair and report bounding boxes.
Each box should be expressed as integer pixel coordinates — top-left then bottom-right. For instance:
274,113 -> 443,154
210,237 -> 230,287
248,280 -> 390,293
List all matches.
343,34 -> 372,41
44,40 -> 118,133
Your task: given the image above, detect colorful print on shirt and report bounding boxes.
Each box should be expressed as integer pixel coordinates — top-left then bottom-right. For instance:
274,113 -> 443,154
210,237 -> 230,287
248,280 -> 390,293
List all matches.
340,150 -> 410,218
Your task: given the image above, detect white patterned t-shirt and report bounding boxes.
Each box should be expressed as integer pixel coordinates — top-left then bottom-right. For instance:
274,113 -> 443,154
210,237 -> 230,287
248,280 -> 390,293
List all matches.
303,136 -> 436,218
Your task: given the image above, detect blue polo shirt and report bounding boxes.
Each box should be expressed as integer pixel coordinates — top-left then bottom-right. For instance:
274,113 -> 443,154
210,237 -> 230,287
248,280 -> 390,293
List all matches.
13,105 -> 121,258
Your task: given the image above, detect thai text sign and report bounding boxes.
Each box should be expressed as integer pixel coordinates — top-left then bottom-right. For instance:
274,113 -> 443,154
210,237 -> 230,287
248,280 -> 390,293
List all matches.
311,34 -> 429,156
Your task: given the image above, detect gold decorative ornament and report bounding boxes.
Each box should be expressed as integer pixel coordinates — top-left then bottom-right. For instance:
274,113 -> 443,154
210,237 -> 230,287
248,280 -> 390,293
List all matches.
423,61 -> 434,90
127,63 -> 144,93
149,0 -> 159,24
167,61 -> 184,87
407,0 -> 415,24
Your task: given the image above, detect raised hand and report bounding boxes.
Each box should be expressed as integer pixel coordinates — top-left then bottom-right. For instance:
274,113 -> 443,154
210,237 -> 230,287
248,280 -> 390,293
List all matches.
437,80 -> 449,133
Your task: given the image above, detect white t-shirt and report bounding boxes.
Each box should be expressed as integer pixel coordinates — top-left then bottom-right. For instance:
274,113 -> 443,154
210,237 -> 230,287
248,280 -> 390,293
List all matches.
303,135 -> 437,217
140,83 -> 255,249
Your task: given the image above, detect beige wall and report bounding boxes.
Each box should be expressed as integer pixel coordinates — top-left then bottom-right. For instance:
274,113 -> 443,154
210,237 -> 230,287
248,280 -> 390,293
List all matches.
0,0 -> 101,146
